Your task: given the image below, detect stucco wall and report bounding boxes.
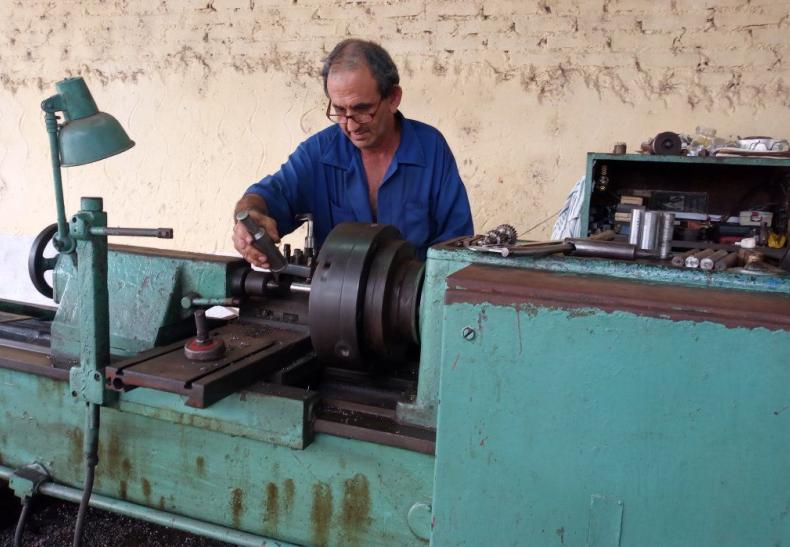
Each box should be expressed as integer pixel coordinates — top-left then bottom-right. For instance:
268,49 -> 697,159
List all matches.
1,1 -> 788,299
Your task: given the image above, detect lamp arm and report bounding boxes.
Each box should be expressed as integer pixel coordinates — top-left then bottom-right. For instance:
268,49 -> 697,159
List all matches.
41,97 -> 74,254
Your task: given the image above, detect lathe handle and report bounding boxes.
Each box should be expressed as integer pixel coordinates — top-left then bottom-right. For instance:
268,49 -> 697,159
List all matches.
235,210 -> 288,272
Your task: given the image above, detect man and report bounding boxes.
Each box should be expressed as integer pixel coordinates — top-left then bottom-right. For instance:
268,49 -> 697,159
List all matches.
232,39 -> 473,266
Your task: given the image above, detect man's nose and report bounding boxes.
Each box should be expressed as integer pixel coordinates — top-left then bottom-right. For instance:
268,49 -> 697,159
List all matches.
346,117 -> 362,131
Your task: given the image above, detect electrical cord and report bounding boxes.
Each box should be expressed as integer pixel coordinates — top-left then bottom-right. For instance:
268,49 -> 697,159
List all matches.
72,402 -> 101,547
13,497 -> 31,547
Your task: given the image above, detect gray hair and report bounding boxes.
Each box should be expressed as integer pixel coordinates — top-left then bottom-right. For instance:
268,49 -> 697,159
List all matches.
321,39 -> 400,98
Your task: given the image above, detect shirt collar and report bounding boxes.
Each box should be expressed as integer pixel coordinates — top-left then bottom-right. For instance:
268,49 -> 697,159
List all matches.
320,111 -> 426,169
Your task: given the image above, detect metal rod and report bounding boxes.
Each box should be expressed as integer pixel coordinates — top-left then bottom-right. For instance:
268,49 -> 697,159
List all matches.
44,109 -> 74,253
713,252 -> 739,271
700,249 -> 729,271
89,227 -> 173,238
628,208 -> 645,246
671,249 -> 697,268
193,310 -> 209,342
639,211 -> 660,252
0,466 -> 295,547
182,296 -> 242,308
658,212 -> 675,260
289,282 -> 312,294
685,249 -> 716,269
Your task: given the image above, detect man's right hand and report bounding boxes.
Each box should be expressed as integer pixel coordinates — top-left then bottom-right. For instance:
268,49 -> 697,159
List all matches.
232,208 -> 281,269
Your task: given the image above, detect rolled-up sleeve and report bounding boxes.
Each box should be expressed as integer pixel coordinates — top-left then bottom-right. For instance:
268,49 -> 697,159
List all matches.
245,142 -> 315,236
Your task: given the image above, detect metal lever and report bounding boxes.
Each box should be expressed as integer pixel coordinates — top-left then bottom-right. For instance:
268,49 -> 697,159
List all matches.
89,227 -> 173,238
235,210 -> 288,272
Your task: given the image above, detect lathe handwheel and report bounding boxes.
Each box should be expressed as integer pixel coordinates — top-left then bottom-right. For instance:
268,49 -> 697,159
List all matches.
28,223 -> 59,299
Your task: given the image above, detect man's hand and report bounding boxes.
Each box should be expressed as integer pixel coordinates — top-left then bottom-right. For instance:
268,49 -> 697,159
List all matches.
232,196 -> 281,268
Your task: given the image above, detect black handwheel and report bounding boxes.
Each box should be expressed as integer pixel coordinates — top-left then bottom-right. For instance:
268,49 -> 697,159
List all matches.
28,223 -> 59,299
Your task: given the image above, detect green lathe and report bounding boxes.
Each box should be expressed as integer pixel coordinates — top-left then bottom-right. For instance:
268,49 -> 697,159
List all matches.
1,79 -> 789,546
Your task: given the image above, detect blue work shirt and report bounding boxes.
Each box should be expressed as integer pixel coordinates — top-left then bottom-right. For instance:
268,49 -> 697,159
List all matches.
245,112 -> 474,259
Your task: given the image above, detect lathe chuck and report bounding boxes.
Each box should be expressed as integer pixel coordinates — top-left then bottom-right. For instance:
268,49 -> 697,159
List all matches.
309,223 -> 424,370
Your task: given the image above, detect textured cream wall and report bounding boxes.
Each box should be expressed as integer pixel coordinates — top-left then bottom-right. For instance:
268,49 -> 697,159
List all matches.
1,0 -> 788,258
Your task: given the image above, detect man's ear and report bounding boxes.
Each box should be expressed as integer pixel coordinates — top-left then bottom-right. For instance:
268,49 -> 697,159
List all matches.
388,86 -> 403,112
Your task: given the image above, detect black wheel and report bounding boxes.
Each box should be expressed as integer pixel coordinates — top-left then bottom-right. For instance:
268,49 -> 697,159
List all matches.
28,223 -> 59,299
309,223 -> 424,369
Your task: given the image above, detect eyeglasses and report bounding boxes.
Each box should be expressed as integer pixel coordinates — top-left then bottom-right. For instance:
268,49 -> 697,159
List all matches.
325,98 -> 383,124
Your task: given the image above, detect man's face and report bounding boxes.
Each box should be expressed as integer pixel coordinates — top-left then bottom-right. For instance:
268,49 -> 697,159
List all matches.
326,66 -> 401,150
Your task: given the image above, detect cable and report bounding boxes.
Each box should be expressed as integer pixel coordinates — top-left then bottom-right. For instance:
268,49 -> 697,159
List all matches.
519,208 -> 562,236
72,402 -> 100,547
13,497 -> 32,547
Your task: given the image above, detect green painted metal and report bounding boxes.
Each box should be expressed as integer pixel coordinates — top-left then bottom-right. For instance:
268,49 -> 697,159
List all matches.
54,77 -> 99,121
68,197 -> 110,405
0,465 -> 299,547
51,247 -> 239,361
0,368 -> 434,547
431,287 -> 790,546
117,385 -> 317,450
53,77 -> 135,167
398,243 -> 790,430
41,103 -> 74,253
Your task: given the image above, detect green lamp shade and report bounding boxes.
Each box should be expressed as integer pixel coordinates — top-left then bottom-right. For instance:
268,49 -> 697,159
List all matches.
59,112 -> 135,167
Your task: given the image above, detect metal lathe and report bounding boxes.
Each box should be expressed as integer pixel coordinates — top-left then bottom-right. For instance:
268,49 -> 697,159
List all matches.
1,82 -> 789,546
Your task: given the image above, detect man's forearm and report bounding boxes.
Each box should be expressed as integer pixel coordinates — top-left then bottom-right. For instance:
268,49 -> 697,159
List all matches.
234,193 -> 269,219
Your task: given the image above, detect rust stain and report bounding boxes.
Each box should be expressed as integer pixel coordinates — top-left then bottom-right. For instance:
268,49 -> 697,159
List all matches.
340,474 -> 371,544
158,496 -> 166,510
141,478 -> 151,504
311,482 -> 333,547
103,431 -> 121,480
121,458 -> 132,478
119,480 -> 128,500
283,479 -> 295,513
264,482 -> 279,531
66,426 -> 83,467
196,456 -> 206,476
231,488 -> 245,528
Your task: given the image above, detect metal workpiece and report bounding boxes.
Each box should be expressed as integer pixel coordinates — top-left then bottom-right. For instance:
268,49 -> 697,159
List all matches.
700,250 -> 730,271
671,249 -> 697,268
235,210 -> 288,272
628,207 -> 646,246
713,252 -> 739,271
567,239 -> 642,260
685,249 -> 716,269
657,212 -> 675,259
639,210 -> 660,252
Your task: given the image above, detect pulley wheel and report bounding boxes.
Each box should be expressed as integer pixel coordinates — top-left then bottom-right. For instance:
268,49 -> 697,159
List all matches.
28,223 -> 59,299
651,131 -> 682,155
